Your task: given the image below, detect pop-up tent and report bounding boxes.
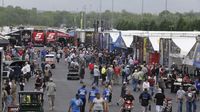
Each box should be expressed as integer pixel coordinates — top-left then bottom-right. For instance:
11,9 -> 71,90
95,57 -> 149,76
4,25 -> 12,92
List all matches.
113,32 -> 126,49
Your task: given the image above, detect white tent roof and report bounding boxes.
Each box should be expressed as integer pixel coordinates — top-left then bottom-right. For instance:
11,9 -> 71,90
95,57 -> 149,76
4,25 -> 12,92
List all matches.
148,37 -> 160,51
172,37 -> 196,56
121,33 -> 133,48
109,32 -> 119,43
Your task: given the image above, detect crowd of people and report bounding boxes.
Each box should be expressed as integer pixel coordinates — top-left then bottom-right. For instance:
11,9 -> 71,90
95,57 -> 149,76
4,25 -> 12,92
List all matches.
65,47 -> 200,112
1,44 -> 200,112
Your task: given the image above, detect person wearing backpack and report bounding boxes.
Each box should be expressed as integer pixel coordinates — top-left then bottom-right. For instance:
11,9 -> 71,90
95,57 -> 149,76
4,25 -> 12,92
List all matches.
139,88 -> 151,112
185,87 -> 195,112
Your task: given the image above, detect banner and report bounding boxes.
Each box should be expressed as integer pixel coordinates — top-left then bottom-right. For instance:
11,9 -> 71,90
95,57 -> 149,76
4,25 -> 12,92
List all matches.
32,32 -> 45,43
46,32 -> 56,42
143,37 -> 147,61
56,32 -> 69,39
193,43 -> 200,68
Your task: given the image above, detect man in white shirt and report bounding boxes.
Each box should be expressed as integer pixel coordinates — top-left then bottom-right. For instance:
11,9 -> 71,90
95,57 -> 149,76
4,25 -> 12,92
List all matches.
25,62 -> 31,82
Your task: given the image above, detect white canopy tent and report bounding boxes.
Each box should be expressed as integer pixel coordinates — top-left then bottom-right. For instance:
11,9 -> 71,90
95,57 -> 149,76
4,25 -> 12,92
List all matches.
109,32 -> 120,43
172,37 -> 196,57
148,36 -> 161,51
121,33 -> 133,48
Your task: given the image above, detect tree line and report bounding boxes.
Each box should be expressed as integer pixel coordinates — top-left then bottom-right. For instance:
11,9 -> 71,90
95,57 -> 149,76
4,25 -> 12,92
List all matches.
1,6 -> 200,31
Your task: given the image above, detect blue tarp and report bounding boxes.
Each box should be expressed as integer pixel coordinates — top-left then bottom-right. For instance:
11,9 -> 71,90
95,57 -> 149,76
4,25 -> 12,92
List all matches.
113,32 -> 127,48
193,43 -> 200,68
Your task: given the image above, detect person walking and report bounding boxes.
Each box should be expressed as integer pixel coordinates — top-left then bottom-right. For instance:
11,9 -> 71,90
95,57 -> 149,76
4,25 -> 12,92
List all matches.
148,76 -> 156,96
88,86 -> 99,104
77,85 -> 87,112
154,88 -> 165,112
195,77 -> 200,99
102,85 -> 111,111
46,78 -> 56,110
79,65 -> 85,83
92,65 -> 100,86
142,79 -> 150,91
89,93 -> 106,112
117,82 -> 127,105
68,94 -> 83,112
176,86 -> 185,112
185,87 -> 195,112
11,80 -> 17,105
139,88 -> 151,112
113,65 -> 120,85
132,69 -> 139,92
56,52 -> 61,63
101,65 -> 107,85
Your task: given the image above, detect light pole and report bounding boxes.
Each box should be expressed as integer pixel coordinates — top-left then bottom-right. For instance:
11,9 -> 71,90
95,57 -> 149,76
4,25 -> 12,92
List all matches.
165,0 -> 168,11
141,0 -> 144,15
99,0 -> 102,30
2,0 -> 4,7
111,0 -> 114,29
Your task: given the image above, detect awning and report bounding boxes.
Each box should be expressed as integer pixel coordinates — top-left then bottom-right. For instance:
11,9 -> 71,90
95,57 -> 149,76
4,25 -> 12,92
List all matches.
113,35 -> 126,48
109,32 -> 119,43
172,37 -> 196,56
121,35 -> 133,48
0,37 -> 9,46
148,37 -> 160,51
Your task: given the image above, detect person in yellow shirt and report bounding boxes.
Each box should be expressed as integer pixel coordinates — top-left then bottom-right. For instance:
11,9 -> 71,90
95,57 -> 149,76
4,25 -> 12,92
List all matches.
101,65 -> 107,85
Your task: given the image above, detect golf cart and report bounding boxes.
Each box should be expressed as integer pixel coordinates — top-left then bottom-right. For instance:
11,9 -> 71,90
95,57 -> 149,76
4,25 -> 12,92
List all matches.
45,54 -> 56,69
18,91 -> 44,112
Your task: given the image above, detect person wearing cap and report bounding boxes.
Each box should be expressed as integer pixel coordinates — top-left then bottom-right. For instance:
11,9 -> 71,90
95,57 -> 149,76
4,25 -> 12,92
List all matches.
46,78 -> 56,110
68,94 -> 83,112
176,86 -> 185,112
154,88 -> 165,112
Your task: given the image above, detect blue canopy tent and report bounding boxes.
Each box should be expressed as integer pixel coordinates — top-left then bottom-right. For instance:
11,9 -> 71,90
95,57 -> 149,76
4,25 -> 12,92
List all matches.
113,32 -> 127,49
109,32 -> 127,54
193,43 -> 200,68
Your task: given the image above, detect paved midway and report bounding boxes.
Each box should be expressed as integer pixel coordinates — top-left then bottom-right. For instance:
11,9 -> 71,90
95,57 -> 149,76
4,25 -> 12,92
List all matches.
23,57 -> 199,112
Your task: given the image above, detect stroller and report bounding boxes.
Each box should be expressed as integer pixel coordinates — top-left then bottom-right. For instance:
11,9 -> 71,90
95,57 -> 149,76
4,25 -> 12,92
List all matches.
162,97 -> 172,112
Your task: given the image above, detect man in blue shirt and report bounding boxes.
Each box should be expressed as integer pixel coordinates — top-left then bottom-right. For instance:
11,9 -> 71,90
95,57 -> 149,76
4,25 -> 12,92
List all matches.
68,94 -> 83,112
77,85 -> 87,112
88,86 -> 99,104
102,85 -> 111,102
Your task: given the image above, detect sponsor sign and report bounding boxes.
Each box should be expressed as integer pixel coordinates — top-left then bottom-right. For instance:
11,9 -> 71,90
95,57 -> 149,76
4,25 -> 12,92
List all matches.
32,32 -> 45,42
47,32 -> 56,42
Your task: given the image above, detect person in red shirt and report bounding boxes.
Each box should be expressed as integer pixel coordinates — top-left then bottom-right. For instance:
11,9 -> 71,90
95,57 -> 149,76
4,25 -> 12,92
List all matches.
88,63 -> 94,79
114,65 -> 121,84
148,76 -> 156,96
183,74 -> 191,83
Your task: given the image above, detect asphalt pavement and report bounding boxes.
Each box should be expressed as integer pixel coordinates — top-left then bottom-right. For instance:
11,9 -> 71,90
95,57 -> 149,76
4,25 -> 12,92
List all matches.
23,57 -> 199,112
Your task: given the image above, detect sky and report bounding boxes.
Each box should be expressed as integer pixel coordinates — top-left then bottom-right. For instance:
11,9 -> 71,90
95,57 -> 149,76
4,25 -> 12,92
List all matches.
3,0 -> 200,14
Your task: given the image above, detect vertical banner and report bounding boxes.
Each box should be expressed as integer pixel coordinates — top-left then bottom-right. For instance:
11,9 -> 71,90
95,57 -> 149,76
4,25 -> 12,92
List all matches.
0,48 -> 3,110
46,32 -> 56,42
143,37 -> 147,62
193,43 -> 200,68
